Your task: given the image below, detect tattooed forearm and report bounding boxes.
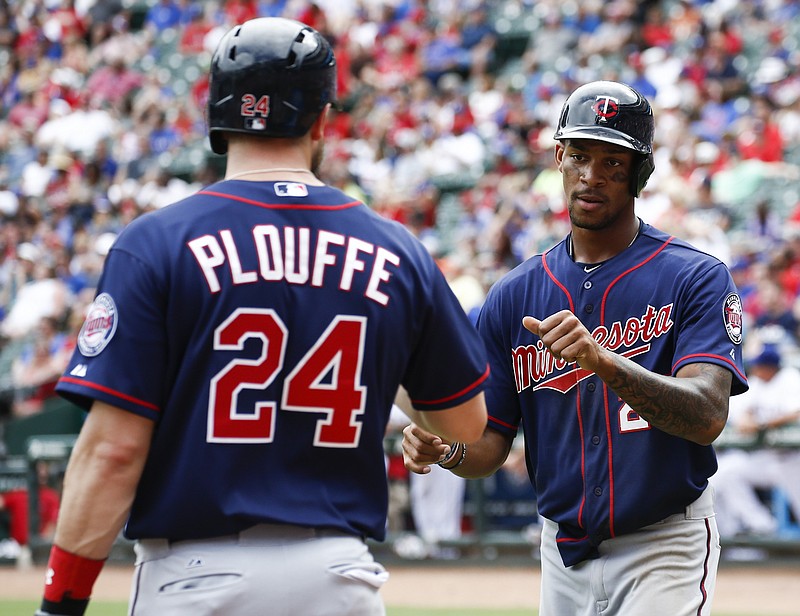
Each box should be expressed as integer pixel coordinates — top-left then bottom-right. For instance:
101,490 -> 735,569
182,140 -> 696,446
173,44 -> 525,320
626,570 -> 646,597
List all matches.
600,354 -> 731,445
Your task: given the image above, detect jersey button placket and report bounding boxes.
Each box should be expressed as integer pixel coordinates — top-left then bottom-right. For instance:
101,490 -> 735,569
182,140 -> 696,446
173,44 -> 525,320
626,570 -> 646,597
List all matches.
580,280 -> 595,316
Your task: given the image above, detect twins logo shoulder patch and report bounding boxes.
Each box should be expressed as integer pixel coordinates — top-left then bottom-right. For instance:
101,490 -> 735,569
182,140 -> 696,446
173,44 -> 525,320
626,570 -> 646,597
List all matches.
78,292 -> 118,357
723,292 -> 743,344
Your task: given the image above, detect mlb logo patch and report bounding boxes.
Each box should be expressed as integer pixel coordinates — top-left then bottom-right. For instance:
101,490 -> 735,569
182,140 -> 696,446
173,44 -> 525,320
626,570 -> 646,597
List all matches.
245,118 -> 267,131
275,182 -> 309,197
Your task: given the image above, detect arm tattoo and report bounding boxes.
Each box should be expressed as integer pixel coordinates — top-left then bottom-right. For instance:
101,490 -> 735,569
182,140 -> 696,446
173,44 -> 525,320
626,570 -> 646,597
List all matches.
603,358 -> 731,443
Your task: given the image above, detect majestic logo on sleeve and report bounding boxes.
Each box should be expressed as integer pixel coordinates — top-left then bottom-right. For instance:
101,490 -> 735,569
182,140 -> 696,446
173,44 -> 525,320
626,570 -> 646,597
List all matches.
593,96 -> 620,122
511,304 -> 674,394
723,293 -> 743,344
77,293 -> 118,356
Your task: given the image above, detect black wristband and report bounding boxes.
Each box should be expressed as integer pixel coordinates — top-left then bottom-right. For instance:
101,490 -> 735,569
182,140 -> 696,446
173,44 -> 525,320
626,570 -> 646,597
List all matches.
436,442 -> 460,467
37,596 -> 90,616
439,441 -> 466,470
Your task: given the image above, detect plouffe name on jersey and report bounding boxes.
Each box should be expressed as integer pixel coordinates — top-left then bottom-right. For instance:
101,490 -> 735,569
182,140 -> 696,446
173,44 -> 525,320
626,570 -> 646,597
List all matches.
188,225 -> 401,306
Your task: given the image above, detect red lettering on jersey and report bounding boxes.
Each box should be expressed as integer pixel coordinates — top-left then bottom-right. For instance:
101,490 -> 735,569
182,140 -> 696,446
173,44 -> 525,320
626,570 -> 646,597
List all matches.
511,305 -> 673,394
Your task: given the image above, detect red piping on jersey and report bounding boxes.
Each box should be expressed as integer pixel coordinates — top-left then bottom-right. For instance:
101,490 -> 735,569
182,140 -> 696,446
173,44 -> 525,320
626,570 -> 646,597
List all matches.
488,415 -> 518,430
602,380 -> 616,535
598,234 -> 675,538
697,517 -> 713,614
198,190 -> 362,211
556,533 -> 589,544
541,251 -> 587,528
599,236 -> 675,324
58,376 -> 160,411
410,364 -> 490,405
674,353 -> 747,382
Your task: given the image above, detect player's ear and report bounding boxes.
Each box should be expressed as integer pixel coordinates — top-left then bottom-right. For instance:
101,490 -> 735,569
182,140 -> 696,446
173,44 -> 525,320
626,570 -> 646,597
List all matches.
309,104 -> 330,141
554,141 -> 566,169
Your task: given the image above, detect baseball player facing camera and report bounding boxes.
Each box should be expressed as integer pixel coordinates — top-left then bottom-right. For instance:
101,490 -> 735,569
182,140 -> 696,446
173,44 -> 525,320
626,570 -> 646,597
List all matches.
403,81 -> 748,615
36,18 -> 488,616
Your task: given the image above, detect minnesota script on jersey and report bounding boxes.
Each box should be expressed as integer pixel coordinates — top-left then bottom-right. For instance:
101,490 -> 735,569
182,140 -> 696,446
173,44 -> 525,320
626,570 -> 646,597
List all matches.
477,221 -> 747,566
56,180 -> 489,542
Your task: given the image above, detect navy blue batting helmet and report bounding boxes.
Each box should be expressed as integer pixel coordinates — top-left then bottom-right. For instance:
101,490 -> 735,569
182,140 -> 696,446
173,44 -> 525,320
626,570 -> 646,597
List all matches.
554,81 -> 655,197
207,17 -> 337,155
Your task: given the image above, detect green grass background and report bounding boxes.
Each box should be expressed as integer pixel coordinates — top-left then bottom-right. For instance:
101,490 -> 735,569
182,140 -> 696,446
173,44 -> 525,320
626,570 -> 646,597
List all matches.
0,600 -> 778,616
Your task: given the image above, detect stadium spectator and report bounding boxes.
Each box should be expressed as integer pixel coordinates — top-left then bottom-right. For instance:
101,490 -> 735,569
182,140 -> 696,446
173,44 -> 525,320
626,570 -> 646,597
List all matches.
19,148 -> 53,200
459,7 -> 497,77
43,0 -> 86,48
0,461 -> 60,548
7,89 -> 50,130
736,95 -> 785,163
86,12 -> 148,69
1,249 -> 70,341
83,54 -> 144,109
419,21 -> 472,86
3,0 -> 800,566
143,0 -> 184,34
10,315 -> 72,417
222,0 -> 259,27
638,4 -> 672,49
578,1 -> 636,58
179,6 -> 214,54
712,346 -> 800,539
0,5 -> 16,51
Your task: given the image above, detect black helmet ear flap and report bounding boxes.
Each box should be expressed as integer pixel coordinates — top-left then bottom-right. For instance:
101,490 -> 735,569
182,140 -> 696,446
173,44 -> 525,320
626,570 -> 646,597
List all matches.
633,153 -> 655,197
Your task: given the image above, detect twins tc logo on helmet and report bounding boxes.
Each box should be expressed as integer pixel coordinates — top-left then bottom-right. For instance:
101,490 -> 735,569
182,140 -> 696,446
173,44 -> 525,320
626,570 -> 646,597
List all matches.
592,96 -> 620,122
78,292 -> 118,356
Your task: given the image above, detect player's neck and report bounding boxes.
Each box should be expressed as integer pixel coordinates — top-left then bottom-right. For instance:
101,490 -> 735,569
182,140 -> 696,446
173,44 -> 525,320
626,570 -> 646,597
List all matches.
569,218 -> 641,265
226,167 -> 320,183
224,140 -> 324,185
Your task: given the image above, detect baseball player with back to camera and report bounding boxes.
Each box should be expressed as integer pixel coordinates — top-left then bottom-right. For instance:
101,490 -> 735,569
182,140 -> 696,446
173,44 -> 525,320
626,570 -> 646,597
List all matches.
35,17 -> 489,616
401,81 -> 748,616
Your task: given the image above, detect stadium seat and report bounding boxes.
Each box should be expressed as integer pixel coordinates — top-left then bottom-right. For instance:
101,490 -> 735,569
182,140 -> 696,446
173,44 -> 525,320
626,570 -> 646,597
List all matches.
3,400 -> 86,457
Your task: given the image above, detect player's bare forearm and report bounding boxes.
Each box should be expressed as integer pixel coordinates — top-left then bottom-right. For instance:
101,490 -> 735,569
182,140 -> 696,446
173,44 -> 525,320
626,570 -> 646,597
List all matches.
594,349 -> 731,445
447,426 -> 514,479
54,402 -> 153,559
402,423 -> 512,479
394,387 -> 488,445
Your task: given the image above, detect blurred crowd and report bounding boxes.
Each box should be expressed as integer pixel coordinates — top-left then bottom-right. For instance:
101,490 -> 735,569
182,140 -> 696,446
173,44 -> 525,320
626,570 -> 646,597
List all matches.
2,0 -> 800,543
0,0 -> 800,560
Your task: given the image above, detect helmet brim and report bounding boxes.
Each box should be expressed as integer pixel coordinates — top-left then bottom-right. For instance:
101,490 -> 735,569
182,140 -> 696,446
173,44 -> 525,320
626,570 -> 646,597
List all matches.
555,126 -> 651,154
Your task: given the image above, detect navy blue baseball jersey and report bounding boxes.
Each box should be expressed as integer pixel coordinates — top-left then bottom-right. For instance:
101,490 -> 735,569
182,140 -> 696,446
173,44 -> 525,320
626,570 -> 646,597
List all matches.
477,220 -> 747,567
56,179 -> 488,542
